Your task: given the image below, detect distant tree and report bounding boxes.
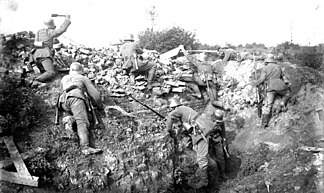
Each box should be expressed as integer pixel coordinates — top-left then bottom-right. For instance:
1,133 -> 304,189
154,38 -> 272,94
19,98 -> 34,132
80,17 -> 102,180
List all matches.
138,26 -> 199,54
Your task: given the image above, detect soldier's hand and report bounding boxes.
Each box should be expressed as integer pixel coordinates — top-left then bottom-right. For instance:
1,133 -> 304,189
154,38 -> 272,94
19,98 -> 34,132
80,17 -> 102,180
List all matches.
168,129 -> 176,138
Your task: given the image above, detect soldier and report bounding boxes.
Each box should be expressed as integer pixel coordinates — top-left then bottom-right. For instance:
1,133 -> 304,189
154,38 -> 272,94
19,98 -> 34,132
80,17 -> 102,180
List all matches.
209,109 -> 229,181
59,62 -> 103,155
255,54 -> 291,128
29,15 -> 71,88
219,47 -> 239,62
179,45 -> 218,101
166,98 -> 219,191
119,34 -> 157,90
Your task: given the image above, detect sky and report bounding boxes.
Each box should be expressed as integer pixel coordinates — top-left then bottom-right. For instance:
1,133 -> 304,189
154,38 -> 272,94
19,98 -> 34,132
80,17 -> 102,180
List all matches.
0,0 -> 323,49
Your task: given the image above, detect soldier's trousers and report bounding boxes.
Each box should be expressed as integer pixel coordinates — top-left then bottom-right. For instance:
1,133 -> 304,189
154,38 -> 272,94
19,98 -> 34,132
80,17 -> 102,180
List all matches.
209,140 -> 226,177
131,61 -> 157,83
263,88 -> 291,114
207,157 -> 220,193
35,58 -> 56,82
62,97 -> 90,147
182,75 -> 217,101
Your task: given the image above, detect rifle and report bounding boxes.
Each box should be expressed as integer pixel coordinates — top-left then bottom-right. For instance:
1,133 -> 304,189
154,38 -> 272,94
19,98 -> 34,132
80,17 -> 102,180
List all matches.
253,53 -> 263,118
222,138 -> 230,158
54,94 -> 60,125
257,85 -> 263,118
133,53 -> 139,70
84,92 -> 99,126
187,50 -> 220,53
129,95 -> 165,119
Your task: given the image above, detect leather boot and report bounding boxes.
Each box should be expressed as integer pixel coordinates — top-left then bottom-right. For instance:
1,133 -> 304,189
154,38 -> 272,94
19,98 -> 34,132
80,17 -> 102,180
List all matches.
218,164 -> 228,181
188,167 -> 209,189
81,146 -> 103,155
31,80 -> 47,88
187,83 -> 202,98
261,114 -> 270,129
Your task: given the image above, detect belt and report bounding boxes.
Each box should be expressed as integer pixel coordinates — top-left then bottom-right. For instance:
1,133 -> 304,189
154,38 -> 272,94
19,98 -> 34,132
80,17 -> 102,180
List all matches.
64,85 -> 79,93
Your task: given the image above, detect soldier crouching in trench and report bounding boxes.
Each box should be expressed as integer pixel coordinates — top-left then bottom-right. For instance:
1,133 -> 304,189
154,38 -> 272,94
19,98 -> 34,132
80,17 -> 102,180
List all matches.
166,98 -> 223,192
57,62 -> 104,155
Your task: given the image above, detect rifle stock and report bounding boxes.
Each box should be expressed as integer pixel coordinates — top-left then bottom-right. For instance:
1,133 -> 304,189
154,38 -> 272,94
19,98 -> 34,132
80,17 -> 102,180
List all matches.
253,53 -> 263,118
257,85 -> 263,118
55,106 -> 59,125
84,92 -> 99,126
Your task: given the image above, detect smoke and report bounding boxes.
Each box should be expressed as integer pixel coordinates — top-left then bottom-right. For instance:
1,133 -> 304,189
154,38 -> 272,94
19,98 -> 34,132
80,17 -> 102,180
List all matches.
0,0 -> 19,34
7,0 -> 19,12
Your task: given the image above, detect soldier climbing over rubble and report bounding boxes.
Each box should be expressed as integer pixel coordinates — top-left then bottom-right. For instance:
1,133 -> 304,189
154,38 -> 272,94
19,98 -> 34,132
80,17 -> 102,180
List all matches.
178,45 -> 218,101
255,54 -> 291,128
27,14 -> 71,88
58,62 -> 104,155
165,98 -> 220,192
119,34 -> 157,90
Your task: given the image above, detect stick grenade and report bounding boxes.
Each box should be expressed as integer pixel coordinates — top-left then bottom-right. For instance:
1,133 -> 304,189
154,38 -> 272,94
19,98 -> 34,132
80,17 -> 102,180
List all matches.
51,14 -> 66,17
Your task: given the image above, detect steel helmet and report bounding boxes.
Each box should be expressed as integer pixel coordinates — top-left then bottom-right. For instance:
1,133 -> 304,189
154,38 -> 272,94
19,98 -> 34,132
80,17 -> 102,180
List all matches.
214,109 -> 224,122
264,54 -> 276,63
43,18 -> 56,29
123,34 -> 134,42
69,62 -> 84,75
169,98 -> 181,108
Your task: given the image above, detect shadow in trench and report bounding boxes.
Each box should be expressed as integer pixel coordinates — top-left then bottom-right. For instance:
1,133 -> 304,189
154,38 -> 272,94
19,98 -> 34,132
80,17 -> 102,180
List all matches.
225,154 -> 242,179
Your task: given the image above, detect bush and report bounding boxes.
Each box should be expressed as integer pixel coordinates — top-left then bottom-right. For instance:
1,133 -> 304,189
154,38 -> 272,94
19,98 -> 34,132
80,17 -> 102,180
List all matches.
275,42 -> 324,69
138,26 -> 199,54
0,76 -> 41,136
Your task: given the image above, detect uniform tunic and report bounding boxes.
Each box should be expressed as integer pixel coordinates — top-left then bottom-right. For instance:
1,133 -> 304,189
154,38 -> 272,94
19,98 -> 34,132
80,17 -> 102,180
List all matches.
183,54 -> 218,101
166,106 -> 215,170
33,19 -> 71,82
120,41 -> 156,79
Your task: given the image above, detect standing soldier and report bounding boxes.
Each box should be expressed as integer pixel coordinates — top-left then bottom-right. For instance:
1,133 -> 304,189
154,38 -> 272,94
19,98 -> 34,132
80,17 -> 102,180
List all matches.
29,15 -> 71,87
179,45 -> 218,102
166,98 -> 220,191
59,62 -> 103,155
209,109 -> 229,181
255,54 -> 291,128
119,34 -> 157,90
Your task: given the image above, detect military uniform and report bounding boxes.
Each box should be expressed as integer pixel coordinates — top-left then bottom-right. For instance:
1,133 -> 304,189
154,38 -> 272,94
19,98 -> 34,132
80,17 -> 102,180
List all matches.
120,37 -> 157,89
181,49 -> 218,101
33,18 -> 71,83
220,48 -> 238,62
256,55 -> 290,128
59,63 -> 103,155
209,114 -> 227,181
166,105 -> 218,189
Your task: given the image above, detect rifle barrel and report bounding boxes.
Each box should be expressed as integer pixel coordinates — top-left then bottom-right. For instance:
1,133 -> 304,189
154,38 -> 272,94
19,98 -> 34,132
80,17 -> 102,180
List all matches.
187,50 -> 219,53
129,95 -> 165,119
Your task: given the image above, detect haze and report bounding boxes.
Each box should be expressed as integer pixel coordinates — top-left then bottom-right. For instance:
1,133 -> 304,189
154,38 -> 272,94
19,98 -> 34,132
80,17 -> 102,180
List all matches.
0,0 -> 323,48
